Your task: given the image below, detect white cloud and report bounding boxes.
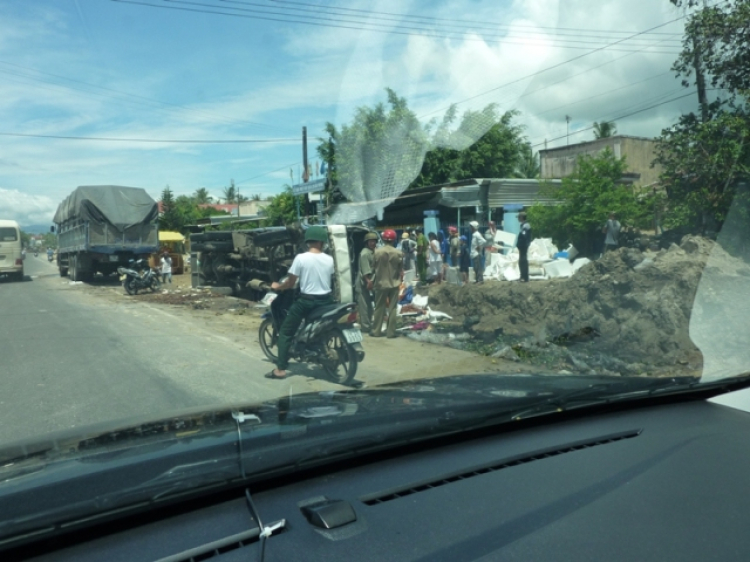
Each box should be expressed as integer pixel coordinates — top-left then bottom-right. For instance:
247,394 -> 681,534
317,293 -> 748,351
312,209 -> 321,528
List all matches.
0,188 -> 58,226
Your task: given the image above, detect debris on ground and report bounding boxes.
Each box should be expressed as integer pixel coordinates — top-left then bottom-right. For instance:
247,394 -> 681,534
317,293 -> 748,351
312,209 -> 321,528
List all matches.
421,236 -> 750,374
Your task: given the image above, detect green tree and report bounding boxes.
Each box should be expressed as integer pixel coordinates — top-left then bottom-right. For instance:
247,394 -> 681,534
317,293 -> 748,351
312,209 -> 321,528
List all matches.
514,142 -> 541,179
159,186 -> 184,231
193,188 -> 213,204
412,106 -> 526,187
593,121 -> 617,139
528,149 -> 647,255
316,89 -> 428,207
655,0 -> 750,233
262,187 -> 301,226
655,107 -> 750,232
222,180 -> 237,204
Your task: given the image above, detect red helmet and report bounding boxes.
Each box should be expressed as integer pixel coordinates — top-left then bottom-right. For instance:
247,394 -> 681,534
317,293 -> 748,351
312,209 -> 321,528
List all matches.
448,226 -> 458,234
382,229 -> 397,241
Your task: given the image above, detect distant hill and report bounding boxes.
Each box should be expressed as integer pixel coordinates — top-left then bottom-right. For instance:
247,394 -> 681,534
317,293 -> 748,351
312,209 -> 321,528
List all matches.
20,224 -> 53,234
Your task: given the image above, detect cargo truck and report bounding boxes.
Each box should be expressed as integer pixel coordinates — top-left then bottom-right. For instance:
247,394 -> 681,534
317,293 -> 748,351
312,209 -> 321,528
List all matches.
190,224 -> 372,303
52,186 -> 159,281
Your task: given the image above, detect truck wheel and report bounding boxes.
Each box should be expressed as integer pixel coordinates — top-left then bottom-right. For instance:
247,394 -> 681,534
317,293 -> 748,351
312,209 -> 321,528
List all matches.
258,319 -> 278,362
321,330 -> 358,385
69,255 -> 78,281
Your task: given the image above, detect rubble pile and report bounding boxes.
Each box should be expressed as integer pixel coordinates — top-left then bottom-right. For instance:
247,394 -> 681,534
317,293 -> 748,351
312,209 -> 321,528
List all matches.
426,236 -> 750,372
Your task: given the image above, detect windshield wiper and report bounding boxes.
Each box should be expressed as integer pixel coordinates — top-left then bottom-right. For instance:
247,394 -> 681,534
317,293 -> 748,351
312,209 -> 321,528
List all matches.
506,373 -> 750,422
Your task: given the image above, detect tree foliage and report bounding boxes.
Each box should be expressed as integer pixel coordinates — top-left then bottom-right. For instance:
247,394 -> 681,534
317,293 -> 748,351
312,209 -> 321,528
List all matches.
671,0 -> 750,98
655,106 -> 750,232
593,121 -> 617,139
261,187 -> 301,227
193,188 -> 213,204
514,142 -> 540,179
160,186 -> 230,233
528,149 -> 649,255
656,0 -> 750,232
412,106 -> 526,187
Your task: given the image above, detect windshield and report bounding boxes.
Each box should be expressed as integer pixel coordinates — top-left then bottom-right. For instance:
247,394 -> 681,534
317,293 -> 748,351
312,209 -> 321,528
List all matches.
1,0 -> 749,548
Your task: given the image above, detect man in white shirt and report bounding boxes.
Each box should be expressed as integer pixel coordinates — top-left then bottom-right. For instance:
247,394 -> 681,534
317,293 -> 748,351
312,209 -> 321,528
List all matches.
267,226 -> 334,379
159,251 -> 173,284
469,221 -> 485,284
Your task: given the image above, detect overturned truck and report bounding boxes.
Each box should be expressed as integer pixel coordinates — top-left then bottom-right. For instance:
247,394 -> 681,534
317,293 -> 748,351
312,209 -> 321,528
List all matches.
190,225 -> 372,302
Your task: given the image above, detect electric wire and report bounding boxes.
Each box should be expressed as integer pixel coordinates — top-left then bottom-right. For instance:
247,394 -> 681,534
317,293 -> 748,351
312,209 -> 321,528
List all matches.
0,131 -> 298,143
111,0 -> 682,54
229,0 -> 684,48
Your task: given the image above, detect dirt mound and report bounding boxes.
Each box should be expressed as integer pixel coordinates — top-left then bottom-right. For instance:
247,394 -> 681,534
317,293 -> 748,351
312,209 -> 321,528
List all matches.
427,236 -> 750,369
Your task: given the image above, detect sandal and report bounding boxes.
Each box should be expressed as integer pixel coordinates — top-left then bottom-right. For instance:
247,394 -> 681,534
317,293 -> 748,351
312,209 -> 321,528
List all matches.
264,370 -> 289,380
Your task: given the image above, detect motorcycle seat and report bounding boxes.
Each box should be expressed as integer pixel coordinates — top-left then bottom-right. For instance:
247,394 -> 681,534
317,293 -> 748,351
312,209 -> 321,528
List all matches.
305,303 -> 351,321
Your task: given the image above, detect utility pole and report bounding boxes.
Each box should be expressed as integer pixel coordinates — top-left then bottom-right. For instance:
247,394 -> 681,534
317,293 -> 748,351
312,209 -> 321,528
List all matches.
302,126 -> 309,220
565,115 -> 570,145
692,36 -> 709,123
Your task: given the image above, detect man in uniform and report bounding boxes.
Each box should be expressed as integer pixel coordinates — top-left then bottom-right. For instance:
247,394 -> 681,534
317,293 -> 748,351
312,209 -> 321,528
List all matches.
266,226 -> 334,379
517,212 -> 532,282
356,232 -> 378,333
415,226 -> 428,284
370,229 -> 403,338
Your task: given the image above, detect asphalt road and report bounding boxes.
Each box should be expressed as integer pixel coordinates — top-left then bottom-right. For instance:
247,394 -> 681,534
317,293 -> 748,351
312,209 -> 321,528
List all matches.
0,255 -> 318,445
0,255 -> 501,446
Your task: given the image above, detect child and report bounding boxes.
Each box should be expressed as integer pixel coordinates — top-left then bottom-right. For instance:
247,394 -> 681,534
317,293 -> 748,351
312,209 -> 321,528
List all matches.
459,235 -> 470,285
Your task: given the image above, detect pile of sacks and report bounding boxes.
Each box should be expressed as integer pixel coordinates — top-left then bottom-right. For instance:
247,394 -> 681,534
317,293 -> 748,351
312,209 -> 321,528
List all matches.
483,239 -> 590,281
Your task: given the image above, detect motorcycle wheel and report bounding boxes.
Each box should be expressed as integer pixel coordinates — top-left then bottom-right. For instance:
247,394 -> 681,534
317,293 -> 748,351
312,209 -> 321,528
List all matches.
321,329 -> 358,385
149,276 -> 161,292
258,318 -> 278,362
123,277 -> 137,295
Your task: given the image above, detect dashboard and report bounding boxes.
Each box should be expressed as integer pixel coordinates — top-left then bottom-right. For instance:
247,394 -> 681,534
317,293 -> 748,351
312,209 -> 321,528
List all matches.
12,397 -> 750,561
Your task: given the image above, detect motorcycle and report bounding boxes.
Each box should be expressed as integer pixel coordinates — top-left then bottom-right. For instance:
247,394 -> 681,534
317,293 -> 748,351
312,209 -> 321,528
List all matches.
253,280 -> 365,385
34,251 -> 38,257
47,253 -> 54,262
117,259 -> 161,295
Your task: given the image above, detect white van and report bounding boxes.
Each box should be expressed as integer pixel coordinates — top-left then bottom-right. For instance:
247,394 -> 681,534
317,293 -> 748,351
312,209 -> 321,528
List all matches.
0,219 -> 24,281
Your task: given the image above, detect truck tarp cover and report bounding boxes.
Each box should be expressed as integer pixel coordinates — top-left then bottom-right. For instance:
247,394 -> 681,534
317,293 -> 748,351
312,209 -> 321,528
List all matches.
53,186 -> 158,229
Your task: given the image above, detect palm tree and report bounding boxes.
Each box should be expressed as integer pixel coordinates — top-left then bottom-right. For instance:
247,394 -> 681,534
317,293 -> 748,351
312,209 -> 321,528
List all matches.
514,143 -> 540,179
222,181 -> 237,204
593,121 -> 617,139
193,187 -> 213,204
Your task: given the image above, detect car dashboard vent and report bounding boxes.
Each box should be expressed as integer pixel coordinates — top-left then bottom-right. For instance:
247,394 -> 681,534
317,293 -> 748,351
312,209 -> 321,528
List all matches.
360,429 -> 641,506
152,524 -> 283,562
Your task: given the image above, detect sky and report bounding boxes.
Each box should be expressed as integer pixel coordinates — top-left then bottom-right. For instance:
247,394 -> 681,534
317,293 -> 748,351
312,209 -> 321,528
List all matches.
0,0 -> 700,227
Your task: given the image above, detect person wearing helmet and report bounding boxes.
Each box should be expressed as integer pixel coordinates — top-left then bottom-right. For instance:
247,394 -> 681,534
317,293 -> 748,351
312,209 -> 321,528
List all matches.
371,229 -> 403,338
356,232 -> 378,333
266,225 -> 334,379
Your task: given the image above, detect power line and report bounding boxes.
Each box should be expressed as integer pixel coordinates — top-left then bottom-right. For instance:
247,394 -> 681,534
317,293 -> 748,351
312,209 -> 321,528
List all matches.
268,0 -> 682,38
530,91 -> 696,149
243,0 -> 685,46
112,1 -> 682,54
0,131 -> 298,143
419,15 -> 686,118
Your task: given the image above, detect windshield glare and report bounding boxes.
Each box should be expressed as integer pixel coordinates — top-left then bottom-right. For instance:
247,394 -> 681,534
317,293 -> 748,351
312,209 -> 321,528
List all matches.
0,0 -> 749,517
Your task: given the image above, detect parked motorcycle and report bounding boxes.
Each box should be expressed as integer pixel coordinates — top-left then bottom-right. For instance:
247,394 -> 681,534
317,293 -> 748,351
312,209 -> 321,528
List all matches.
254,280 -> 365,385
118,259 -> 161,295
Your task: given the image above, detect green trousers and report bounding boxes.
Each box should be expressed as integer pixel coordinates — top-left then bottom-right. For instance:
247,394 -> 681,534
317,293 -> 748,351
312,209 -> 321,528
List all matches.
276,295 -> 332,370
417,254 -> 427,282
371,287 -> 399,338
